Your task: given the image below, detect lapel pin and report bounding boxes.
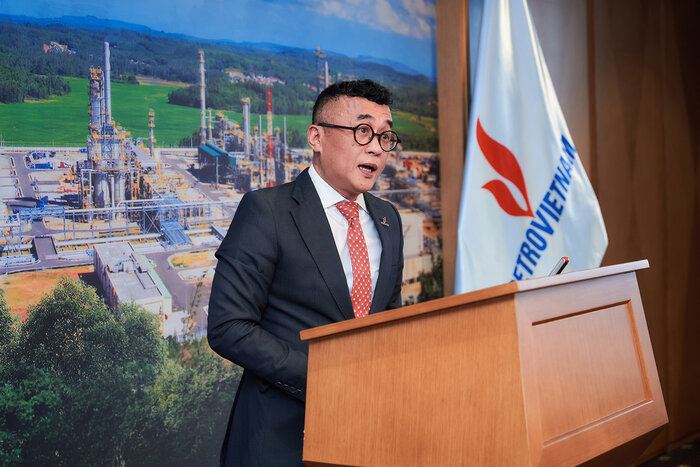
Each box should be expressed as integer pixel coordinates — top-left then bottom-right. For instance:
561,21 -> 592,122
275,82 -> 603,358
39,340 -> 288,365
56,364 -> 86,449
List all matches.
381,217 -> 390,227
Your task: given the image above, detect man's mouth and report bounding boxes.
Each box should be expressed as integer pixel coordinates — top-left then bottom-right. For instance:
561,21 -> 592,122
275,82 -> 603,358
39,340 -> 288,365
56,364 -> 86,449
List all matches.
358,164 -> 377,174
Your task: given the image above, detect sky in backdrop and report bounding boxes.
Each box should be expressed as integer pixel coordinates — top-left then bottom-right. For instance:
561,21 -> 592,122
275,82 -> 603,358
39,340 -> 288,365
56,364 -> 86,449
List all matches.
0,0 -> 437,79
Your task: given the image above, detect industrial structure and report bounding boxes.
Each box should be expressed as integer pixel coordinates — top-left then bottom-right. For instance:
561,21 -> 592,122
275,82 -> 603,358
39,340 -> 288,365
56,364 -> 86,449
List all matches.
1,43 -> 237,271
149,109 -> 156,161
78,42 -> 141,210
199,50 -> 207,142
315,47 -> 331,93
197,85 -> 306,191
0,42 -> 242,338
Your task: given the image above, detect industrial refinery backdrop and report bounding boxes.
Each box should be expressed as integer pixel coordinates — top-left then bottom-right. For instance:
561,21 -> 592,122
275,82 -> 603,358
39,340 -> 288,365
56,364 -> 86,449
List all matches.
0,17 -> 441,341
0,3 -> 440,463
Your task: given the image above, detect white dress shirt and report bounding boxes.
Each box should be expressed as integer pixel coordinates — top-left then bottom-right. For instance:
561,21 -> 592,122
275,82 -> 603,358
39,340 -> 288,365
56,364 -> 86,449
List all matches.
307,164 -> 382,300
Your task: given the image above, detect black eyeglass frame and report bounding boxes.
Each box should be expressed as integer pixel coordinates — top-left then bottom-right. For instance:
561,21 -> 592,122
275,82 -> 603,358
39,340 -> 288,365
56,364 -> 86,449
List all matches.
316,122 -> 401,152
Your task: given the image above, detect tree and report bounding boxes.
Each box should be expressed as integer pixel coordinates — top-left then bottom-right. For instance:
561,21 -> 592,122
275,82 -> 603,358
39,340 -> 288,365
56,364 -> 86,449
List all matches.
2,277 -> 165,466
287,129 -> 307,148
418,256 -> 444,302
0,366 -> 70,466
122,338 -> 240,466
0,289 -> 14,351
0,276 -> 242,466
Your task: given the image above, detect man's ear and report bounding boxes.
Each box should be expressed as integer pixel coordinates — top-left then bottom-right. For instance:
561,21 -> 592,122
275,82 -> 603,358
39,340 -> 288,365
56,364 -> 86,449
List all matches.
307,125 -> 322,152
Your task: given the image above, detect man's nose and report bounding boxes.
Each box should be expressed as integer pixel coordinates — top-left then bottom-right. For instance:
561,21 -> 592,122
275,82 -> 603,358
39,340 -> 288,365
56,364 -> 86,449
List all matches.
366,134 -> 383,154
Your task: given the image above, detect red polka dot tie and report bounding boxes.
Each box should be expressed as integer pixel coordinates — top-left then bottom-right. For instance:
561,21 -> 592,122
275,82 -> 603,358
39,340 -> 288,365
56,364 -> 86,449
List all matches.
336,201 -> 371,318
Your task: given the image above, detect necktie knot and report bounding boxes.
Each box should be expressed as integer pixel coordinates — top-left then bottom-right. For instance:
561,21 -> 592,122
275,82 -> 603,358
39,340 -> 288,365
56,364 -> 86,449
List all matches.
336,201 -> 359,221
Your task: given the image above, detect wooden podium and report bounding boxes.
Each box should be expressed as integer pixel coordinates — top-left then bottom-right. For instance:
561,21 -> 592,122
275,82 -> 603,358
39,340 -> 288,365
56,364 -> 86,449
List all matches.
300,260 -> 667,466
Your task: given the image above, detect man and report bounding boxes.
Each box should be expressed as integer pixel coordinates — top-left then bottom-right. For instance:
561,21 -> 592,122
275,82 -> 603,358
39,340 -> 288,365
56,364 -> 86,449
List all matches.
208,79 -> 405,466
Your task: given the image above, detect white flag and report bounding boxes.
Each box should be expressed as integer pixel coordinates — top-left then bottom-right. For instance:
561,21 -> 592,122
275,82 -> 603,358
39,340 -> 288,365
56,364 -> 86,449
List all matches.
454,0 -> 608,294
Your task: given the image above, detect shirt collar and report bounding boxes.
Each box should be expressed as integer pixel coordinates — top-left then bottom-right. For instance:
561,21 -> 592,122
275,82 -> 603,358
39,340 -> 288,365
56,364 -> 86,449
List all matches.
308,164 -> 368,212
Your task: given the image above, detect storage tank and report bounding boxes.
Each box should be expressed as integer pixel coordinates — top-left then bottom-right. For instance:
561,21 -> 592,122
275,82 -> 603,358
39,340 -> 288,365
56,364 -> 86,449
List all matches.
115,173 -> 127,206
94,173 -> 110,208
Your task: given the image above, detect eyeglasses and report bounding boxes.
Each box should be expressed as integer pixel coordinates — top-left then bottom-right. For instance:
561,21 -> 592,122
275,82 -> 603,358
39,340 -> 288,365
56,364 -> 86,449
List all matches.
317,122 -> 401,152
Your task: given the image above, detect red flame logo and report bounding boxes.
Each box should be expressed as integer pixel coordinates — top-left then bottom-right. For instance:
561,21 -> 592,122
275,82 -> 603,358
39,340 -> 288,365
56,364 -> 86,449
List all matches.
476,118 -> 534,217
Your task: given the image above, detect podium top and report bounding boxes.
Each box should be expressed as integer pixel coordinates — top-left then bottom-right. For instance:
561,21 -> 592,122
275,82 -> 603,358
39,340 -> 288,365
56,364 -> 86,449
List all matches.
300,260 -> 649,342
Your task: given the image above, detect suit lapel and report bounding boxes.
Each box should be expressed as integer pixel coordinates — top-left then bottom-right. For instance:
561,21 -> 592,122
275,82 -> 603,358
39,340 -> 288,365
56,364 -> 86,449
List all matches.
365,193 -> 395,314
290,170 -> 355,321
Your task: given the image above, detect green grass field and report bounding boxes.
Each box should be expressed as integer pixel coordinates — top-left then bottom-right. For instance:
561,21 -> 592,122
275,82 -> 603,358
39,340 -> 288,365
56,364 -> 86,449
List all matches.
0,77 -> 438,150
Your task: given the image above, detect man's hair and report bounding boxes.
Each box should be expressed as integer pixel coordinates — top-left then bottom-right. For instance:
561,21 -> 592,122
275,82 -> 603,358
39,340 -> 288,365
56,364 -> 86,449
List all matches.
312,79 -> 393,124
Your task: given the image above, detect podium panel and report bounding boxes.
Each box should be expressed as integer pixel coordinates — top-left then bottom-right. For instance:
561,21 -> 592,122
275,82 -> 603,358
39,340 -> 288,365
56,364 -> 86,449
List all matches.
533,303 -> 648,439
301,261 -> 667,466
515,271 -> 667,466
303,296 -> 531,466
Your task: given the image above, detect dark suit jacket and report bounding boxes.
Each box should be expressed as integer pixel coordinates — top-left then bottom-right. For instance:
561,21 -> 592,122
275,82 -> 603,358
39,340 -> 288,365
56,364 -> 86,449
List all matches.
208,168 -> 404,467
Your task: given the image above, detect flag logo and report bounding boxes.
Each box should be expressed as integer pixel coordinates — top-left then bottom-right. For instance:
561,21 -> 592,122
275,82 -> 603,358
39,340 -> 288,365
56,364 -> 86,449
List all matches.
454,0 -> 608,294
477,118 -> 534,218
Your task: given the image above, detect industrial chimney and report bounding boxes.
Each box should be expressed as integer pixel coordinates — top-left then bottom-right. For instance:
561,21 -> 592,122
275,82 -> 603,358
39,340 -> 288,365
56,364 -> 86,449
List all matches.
148,109 -> 156,159
199,50 -> 206,143
266,87 -> 275,187
241,98 -> 250,158
104,42 -> 112,121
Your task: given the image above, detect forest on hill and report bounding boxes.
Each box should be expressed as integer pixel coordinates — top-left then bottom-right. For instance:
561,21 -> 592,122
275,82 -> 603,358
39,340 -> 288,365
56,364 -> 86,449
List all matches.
0,17 -> 437,118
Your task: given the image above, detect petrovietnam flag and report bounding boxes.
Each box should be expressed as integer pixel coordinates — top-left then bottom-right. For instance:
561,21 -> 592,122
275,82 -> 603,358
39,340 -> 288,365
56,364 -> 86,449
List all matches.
454,0 -> 608,294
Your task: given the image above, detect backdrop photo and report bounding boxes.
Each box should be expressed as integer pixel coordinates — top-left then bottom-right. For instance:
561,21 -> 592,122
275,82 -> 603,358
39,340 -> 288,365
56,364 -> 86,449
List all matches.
0,1 -> 440,465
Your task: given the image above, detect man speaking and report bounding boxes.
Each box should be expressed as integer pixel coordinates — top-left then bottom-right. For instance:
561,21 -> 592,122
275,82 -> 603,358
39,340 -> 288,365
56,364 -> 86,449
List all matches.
208,79 -> 405,466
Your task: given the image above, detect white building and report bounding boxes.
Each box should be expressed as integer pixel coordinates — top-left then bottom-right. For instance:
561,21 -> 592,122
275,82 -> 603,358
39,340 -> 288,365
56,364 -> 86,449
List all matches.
399,209 -> 433,304
94,242 -> 172,317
